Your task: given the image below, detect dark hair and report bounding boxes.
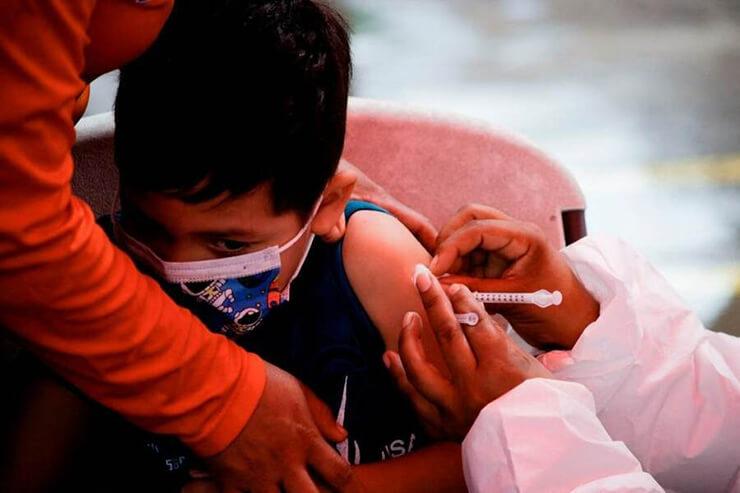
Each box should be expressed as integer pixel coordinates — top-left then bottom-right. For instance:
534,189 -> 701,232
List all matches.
114,0 -> 351,215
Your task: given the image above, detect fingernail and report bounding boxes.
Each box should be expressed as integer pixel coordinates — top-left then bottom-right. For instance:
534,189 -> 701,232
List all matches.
402,311 -> 415,328
430,256 -> 439,272
448,283 -> 461,295
413,264 -> 432,292
382,352 -> 391,369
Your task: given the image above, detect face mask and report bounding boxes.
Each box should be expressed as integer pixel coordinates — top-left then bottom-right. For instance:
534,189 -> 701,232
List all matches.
113,205 -> 317,338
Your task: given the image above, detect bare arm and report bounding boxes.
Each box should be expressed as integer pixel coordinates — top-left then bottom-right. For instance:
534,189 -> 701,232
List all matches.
353,443 -> 465,493
341,210 -> 466,492
343,210 -> 447,371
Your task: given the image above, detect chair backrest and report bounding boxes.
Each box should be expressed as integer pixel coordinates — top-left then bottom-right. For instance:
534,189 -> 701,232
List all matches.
73,98 -> 586,249
72,111 -> 119,216
344,99 -> 586,248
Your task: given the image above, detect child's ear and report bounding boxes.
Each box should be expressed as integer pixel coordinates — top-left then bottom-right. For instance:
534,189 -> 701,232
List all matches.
311,167 -> 358,242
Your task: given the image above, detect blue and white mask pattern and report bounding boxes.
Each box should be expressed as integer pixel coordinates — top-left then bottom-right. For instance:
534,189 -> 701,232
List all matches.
114,213 -> 315,338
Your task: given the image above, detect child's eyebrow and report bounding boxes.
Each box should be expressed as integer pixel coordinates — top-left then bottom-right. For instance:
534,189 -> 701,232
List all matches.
195,227 -> 258,238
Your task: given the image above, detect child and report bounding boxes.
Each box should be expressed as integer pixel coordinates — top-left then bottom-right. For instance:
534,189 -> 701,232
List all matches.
105,0 -> 464,491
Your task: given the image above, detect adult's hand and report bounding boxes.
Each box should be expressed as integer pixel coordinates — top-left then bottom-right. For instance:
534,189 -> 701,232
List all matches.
206,363 -> 363,493
340,160 -> 438,252
385,266 -> 551,441
431,204 -> 599,349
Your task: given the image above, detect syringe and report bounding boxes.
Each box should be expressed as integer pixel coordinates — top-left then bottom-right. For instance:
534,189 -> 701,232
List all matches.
473,289 -> 562,308
452,290 -> 562,326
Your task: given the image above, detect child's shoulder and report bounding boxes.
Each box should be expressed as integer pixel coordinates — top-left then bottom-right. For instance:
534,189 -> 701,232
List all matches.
341,201 -> 431,351
342,201 -> 427,271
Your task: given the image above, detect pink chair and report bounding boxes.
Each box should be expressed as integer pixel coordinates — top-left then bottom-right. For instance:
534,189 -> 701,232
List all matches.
73,98 -> 586,248
343,99 -> 586,249
72,112 -> 120,218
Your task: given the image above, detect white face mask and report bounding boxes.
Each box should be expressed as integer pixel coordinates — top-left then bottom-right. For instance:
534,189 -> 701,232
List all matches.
114,200 -> 320,336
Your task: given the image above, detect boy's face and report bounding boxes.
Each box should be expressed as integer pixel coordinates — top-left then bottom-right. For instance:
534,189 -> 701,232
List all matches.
121,182 -> 312,290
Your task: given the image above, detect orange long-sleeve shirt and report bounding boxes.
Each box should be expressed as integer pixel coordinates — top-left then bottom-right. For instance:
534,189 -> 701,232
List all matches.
0,0 -> 265,456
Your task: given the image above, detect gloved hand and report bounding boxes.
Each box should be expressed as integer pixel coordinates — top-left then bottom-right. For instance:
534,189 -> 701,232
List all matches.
430,204 -> 599,350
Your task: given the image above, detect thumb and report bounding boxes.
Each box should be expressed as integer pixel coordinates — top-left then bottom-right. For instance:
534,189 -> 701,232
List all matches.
300,383 -> 348,443
440,274 -> 524,294
405,211 -> 438,254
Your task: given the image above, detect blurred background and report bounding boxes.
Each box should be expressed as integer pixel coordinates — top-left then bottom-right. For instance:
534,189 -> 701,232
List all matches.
84,0 -> 740,334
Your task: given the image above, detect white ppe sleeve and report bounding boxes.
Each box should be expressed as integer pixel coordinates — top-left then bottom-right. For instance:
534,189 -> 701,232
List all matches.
462,378 -> 664,493
540,235 -> 740,492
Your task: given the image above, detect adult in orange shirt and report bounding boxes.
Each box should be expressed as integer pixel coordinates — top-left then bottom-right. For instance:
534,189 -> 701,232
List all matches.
0,1 -> 378,491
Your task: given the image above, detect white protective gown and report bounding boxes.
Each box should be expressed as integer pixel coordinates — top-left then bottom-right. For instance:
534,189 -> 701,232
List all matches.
462,236 -> 740,493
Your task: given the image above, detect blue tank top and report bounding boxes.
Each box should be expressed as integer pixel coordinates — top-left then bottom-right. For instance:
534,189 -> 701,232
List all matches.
101,201 -> 427,479
248,200 -> 427,464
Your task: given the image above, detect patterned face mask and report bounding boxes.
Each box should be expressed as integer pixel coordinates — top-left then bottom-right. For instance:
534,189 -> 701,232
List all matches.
114,204 -> 317,337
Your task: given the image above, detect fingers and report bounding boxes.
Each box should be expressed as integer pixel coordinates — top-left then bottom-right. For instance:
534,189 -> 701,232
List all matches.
431,219 -> 532,276
283,470 -> 320,493
307,440 -> 357,493
345,159 -> 439,253
440,274 -> 520,295
446,284 -> 505,364
372,196 -> 439,253
413,265 -> 477,378
300,383 -> 347,443
436,204 -> 512,250
384,350 -> 444,430
484,253 -> 510,279
405,210 -> 438,254
396,312 -> 457,407
249,486 -> 280,493
462,249 -> 509,279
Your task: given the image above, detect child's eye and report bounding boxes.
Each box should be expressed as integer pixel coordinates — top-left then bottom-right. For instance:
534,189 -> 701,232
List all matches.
211,239 -> 250,253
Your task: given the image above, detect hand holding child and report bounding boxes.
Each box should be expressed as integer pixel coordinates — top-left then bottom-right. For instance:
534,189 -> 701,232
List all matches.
205,364 -> 361,493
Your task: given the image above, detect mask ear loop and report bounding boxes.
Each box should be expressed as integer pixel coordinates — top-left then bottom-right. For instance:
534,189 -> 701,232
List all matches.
109,185 -> 176,279
277,197 -> 323,253
278,196 -> 323,301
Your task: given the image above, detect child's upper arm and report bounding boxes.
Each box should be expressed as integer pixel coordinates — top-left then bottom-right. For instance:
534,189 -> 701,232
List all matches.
343,210 -> 463,491
342,210 -> 442,360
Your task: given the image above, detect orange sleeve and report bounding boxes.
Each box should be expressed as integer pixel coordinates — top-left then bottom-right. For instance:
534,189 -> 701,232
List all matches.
0,0 -> 265,456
